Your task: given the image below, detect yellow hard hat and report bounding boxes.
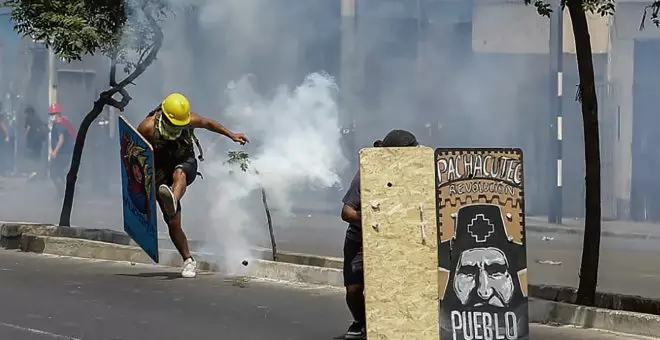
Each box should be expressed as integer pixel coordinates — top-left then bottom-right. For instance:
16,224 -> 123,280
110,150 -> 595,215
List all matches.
161,93 -> 191,126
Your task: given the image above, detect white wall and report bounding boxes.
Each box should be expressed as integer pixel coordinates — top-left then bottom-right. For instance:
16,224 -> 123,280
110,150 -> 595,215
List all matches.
471,2 -> 609,54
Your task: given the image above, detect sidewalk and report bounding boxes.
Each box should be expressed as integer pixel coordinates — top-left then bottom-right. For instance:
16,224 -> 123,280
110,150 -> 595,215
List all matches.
526,216 -> 660,239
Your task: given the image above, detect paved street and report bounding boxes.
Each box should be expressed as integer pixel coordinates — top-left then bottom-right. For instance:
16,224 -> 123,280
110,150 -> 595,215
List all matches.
4,180 -> 660,299
0,250 -> 652,340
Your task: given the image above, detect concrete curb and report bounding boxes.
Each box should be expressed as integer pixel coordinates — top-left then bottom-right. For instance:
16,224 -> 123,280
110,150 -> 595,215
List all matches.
0,222 -> 131,248
530,284 -> 660,316
0,222 -> 343,269
529,298 -> 660,337
4,220 -> 660,244
14,234 -> 344,287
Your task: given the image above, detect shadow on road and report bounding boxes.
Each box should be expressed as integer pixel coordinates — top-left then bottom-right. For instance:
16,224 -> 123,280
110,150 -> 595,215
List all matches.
115,272 -> 182,280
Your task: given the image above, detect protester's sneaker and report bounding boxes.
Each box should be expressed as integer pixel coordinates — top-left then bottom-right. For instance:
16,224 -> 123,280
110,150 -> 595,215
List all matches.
345,321 -> 366,340
157,184 -> 177,218
181,258 -> 197,278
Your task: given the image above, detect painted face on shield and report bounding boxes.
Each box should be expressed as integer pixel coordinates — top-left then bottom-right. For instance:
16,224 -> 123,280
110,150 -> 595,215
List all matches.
158,118 -> 184,140
453,247 -> 514,308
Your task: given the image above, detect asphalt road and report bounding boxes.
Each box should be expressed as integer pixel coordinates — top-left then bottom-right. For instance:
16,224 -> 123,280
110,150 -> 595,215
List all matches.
0,250 -> 652,340
4,180 -> 660,299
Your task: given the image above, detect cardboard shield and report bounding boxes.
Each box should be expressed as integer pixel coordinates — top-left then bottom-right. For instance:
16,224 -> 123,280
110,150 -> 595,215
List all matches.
118,116 -> 159,263
360,146 -> 440,339
436,148 -> 529,340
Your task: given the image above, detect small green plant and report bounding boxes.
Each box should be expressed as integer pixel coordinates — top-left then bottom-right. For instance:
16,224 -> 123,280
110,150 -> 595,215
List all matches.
226,150 -> 277,261
226,150 -> 251,173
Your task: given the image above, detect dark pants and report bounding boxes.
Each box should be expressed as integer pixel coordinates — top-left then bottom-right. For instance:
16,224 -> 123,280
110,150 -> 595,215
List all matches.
50,153 -> 70,197
343,237 -> 364,286
25,138 -> 47,177
26,137 -> 44,159
0,138 -> 14,175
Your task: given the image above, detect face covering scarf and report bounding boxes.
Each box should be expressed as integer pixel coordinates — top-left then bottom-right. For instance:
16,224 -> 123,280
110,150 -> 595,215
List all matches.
157,114 -> 184,140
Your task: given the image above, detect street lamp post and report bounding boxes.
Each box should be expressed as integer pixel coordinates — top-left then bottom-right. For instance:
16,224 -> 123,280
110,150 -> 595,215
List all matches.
549,0 -> 563,224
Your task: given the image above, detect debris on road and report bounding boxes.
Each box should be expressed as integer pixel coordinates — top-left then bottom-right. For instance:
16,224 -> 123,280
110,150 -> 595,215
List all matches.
536,259 -> 563,266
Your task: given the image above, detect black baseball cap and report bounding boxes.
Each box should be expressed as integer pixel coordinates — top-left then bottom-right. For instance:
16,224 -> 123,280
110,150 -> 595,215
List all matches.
373,129 -> 419,147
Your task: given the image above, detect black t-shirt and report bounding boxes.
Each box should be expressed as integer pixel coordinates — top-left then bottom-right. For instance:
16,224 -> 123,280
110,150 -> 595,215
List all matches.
342,171 -> 362,242
51,122 -> 74,154
25,115 -> 46,142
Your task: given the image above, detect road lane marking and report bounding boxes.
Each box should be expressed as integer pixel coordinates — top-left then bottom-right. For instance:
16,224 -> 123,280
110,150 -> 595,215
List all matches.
0,322 -> 81,340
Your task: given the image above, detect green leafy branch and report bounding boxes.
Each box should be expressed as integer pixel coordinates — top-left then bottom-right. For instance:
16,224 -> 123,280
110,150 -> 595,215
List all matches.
226,150 -> 251,173
225,150 -> 277,261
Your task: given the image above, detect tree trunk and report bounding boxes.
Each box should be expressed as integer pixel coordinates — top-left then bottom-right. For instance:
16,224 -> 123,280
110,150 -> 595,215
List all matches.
58,97 -> 107,226
567,2 -> 602,306
261,187 -> 277,261
57,5 -> 163,227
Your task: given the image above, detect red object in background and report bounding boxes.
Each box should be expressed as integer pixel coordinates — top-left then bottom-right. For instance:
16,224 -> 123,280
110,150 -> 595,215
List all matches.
54,116 -> 77,140
48,102 -> 77,139
48,103 -> 62,115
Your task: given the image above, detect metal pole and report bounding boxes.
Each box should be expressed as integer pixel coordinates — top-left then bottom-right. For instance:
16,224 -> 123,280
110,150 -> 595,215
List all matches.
549,1 -> 563,224
340,0 -> 358,175
47,45 -> 56,178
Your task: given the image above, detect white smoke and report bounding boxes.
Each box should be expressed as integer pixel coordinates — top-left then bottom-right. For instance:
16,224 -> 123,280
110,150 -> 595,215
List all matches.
202,73 -> 348,274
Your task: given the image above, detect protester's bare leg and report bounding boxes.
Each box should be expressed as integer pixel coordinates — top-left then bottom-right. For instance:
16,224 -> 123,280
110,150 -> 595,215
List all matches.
164,208 -> 191,260
157,169 -> 191,260
171,168 -> 187,200
157,167 -> 196,277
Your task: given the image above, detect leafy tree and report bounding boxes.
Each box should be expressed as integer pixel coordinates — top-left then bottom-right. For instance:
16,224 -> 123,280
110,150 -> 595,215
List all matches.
226,151 -> 278,261
525,0 -> 660,306
4,0 -> 170,227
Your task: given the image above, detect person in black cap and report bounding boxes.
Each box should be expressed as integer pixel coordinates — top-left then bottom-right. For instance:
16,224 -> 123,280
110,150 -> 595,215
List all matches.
24,107 -> 48,179
340,129 -> 419,340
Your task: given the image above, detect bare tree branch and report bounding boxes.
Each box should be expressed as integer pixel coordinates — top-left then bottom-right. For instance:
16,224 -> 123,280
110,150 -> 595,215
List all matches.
104,87 -> 132,111
137,43 -> 154,65
109,57 -> 118,87
640,2 -> 660,30
108,3 -> 163,96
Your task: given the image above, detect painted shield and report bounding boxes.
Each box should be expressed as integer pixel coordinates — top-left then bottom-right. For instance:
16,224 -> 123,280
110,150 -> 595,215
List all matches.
436,148 -> 529,340
118,115 -> 159,263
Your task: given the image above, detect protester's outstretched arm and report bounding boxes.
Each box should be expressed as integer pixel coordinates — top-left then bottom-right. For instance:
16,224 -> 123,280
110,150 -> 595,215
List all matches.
190,112 -> 249,145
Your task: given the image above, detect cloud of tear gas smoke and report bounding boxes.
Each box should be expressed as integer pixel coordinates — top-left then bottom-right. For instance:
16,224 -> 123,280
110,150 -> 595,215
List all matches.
201,73 -> 348,274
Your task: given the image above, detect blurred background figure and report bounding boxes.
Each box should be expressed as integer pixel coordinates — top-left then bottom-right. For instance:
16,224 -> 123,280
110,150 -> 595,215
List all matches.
0,109 -> 15,176
23,106 -> 47,180
48,102 -> 76,198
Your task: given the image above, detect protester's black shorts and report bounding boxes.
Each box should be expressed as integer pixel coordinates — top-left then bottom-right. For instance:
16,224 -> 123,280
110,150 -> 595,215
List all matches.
343,237 -> 364,286
156,156 -> 198,187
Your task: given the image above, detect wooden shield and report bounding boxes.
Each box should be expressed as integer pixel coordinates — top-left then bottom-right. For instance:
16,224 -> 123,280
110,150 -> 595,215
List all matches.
360,146 -> 440,339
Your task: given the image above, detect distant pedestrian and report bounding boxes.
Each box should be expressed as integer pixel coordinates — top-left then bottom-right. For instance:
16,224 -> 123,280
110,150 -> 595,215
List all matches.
24,107 -> 48,178
0,113 -> 14,176
48,103 -> 76,197
340,129 -> 420,340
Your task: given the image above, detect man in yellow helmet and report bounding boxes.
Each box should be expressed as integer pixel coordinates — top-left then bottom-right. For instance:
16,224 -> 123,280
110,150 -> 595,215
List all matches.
137,93 -> 249,278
